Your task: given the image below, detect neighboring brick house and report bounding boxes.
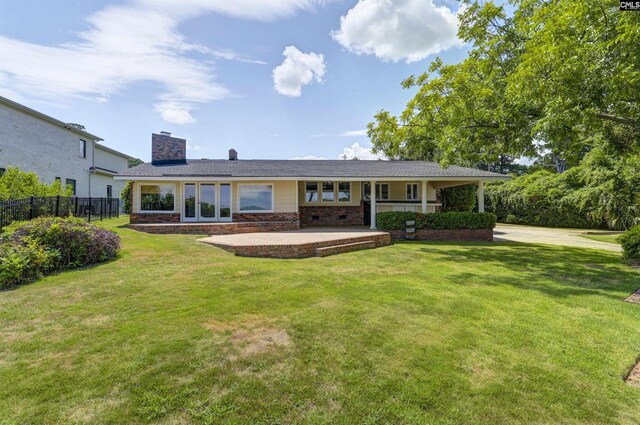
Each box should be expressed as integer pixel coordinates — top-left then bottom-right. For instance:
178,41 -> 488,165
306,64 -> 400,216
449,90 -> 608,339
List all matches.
0,95 -> 132,199
116,132 -> 510,231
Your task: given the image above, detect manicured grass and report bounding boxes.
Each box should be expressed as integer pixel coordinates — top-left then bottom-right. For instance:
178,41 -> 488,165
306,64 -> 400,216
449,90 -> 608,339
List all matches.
1,217 -> 640,424
581,233 -> 623,245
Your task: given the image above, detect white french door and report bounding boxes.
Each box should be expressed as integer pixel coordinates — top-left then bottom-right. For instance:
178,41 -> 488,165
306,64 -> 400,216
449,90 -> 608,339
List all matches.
183,183 -> 231,222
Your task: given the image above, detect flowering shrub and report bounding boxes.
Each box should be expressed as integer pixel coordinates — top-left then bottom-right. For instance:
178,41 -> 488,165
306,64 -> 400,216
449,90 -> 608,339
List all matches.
0,217 -> 120,288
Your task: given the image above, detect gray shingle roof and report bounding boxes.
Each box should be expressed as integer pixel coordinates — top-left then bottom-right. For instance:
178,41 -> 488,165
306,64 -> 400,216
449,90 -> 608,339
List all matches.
117,159 -> 509,180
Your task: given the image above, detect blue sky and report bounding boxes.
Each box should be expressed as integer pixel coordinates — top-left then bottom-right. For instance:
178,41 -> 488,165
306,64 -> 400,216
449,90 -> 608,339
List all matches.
0,0 -> 467,162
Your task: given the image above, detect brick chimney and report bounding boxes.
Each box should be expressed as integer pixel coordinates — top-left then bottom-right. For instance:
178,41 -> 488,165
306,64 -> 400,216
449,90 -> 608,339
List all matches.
151,132 -> 187,165
229,148 -> 238,161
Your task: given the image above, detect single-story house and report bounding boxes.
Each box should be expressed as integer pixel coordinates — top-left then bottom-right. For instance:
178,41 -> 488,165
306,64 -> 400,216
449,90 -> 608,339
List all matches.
115,132 -> 509,232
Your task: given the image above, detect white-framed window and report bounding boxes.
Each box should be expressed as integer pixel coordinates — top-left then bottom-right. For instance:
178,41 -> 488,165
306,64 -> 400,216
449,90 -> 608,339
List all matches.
79,139 -> 87,159
238,184 -> 274,212
406,183 -> 419,200
338,182 -> 351,202
363,183 -> 389,200
305,182 -> 318,203
140,184 -> 175,212
322,182 -> 335,202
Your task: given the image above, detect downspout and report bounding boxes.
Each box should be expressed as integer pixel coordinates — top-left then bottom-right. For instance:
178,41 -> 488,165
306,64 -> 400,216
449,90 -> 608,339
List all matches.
89,140 -> 95,197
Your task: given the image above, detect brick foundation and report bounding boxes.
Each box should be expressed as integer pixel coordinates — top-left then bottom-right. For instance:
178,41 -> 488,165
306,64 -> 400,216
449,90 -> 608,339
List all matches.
234,212 -> 300,223
389,228 -> 493,241
130,213 -> 181,224
300,203 -> 364,226
129,221 -> 299,235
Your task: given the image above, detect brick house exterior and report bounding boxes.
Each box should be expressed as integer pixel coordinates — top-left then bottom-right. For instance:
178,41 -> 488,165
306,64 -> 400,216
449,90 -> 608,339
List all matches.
116,132 -> 510,232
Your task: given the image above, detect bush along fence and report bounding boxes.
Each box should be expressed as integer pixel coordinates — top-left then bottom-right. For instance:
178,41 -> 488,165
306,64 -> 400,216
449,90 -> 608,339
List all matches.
0,196 -> 120,231
376,211 -> 497,241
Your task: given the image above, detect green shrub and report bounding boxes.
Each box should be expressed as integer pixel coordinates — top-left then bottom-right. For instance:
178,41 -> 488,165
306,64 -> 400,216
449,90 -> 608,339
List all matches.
618,226 -> 640,262
376,211 -> 496,231
439,184 -> 477,212
0,167 -> 71,201
0,239 -> 57,289
121,180 -> 132,214
10,217 -> 120,270
505,214 -> 518,224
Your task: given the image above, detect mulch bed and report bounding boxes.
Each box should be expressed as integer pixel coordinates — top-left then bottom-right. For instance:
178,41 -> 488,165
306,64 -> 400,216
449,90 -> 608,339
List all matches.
625,361 -> 640,387
624,289 -> 640,304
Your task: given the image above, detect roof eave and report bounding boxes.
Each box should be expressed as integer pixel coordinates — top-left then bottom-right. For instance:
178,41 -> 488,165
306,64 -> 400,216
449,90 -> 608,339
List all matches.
0,95 -> 103,141
113,175 -> 511,181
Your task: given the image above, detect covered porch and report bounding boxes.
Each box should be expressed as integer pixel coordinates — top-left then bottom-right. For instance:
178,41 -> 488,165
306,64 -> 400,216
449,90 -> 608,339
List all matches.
364,179 -> 486,230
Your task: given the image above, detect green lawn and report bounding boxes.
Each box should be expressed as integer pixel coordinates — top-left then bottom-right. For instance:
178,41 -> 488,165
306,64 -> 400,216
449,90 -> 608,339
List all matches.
1,217 -> 640,424
581,233 -> 623,245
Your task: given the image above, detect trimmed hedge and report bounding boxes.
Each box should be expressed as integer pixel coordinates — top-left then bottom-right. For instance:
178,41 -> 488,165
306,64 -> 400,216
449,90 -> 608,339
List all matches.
376,211 -> 496,231
1,217 -> 120,288
619,226 -> 640,262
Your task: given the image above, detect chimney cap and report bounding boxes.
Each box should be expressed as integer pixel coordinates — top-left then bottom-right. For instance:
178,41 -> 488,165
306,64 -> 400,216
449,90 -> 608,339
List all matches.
229,148 -> 238,161
160,131 -> 171,136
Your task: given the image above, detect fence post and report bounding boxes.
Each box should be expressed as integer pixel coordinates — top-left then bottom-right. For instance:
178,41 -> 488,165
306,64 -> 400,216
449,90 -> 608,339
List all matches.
88,197 -> 92,223
55,195 -> 60,217
74,197 -> 78,217
108,198 -> 112,219
29,196 -> 34,220
100,198 -> 104,221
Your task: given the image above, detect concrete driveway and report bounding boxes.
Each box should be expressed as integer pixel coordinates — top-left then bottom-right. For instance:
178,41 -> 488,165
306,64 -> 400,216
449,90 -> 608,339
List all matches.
494,224 -> 622,252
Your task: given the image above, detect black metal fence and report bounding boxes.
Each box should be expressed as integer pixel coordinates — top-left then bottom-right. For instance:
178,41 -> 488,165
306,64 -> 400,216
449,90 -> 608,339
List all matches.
0,196 -> 120,231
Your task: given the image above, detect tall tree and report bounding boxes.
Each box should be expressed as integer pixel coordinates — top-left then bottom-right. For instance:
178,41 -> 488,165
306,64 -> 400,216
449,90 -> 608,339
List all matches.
368,0 -> 640,165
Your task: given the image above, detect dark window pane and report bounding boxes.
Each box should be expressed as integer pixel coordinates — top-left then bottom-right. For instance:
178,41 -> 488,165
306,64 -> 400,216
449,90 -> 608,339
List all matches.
140,185 -> 175,211
239,185 -> 273,211
338,182 -> 350,202
322,182 -> 334,202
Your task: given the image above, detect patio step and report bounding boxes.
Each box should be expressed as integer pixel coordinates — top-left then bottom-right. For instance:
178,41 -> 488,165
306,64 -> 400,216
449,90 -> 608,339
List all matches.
314,240 -> 376,257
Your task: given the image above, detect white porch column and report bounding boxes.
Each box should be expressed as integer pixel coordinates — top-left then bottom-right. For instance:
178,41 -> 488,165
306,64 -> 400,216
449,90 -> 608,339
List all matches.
421,180 -> 428,213
370,180 -> 377,230
477,181 -> 485,213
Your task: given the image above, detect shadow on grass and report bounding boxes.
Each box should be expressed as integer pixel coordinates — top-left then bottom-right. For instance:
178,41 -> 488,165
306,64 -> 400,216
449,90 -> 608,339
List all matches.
405,240 -> 638,301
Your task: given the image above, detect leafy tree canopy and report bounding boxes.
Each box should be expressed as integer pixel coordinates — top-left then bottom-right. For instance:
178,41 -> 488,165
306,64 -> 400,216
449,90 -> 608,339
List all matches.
368,0 -> 640,166
0,167 -> 72,201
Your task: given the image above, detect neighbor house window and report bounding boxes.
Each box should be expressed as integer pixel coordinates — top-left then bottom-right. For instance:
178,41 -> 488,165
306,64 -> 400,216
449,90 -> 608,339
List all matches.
79,140 -> 87,158
338,182 -> 351,202
322,182 -> 335,202
107,185 -> 113,198
363,183 -> 389,200
305,182 -> 318,202
239,184 -> 273,212
406,183 -> 419,200
140,184 -> 175,211
65,178 -> 76,195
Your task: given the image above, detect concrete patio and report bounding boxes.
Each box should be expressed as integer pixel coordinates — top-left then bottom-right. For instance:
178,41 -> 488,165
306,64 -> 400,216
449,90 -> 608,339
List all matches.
199,227 -> 392,258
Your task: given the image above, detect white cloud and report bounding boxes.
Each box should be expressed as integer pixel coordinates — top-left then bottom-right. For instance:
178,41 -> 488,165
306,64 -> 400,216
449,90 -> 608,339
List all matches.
339,142 -> 384,160
209,48 -> 267,64
273,46 -> 326,97
310,129 -> 367,138
340,129 -> 367,137
331,0 -> 461,63
289,155 -> 327,160
186,141 -> 201,151
155,102 -> 195,125
0,0 -> 323,123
